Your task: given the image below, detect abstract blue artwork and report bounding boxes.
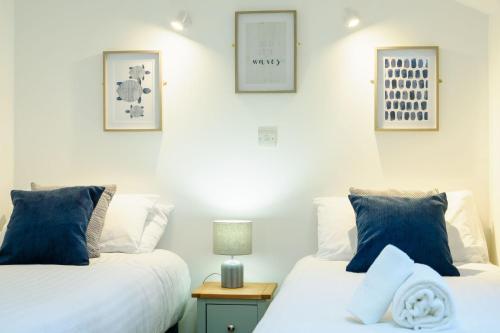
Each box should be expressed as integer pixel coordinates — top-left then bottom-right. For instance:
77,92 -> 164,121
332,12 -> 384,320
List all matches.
376,47 -> 439,131
383,57 -> 429,123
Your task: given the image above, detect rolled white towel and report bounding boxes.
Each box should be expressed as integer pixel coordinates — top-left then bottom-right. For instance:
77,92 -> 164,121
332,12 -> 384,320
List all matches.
392,264 -> 456,331
348,245 -> 414,324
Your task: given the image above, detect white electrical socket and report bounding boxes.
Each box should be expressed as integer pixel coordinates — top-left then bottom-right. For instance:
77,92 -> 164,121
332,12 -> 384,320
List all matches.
258,126 -> 278,147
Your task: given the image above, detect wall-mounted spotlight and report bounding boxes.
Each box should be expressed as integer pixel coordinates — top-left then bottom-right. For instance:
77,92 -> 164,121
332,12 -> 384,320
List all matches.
171,11 -> 191,31
344,9 -> 361,29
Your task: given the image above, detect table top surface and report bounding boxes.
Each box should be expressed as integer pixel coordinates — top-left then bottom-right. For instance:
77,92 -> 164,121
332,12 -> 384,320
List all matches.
192,282 -> 278,300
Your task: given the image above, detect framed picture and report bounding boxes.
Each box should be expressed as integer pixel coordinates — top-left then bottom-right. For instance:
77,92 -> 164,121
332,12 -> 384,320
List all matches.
103,50 -> 163,131
235,10 -> 297,93
375,46 -> 439,131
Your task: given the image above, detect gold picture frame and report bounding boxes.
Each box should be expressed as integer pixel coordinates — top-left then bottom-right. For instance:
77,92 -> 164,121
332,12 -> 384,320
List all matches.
103,50 -> 163,132
374,46 -> 440,131
235,10 -> 297,93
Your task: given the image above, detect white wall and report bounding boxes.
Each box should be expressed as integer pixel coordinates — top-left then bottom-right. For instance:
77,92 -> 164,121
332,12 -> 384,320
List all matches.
456,0 -> 499,14
0,0 -> 14,229
13,0 -> 490,331
489,3 -> 500,263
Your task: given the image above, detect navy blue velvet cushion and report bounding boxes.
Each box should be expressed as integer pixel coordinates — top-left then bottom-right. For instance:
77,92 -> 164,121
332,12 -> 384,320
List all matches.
0,186 -> 104,266
347,193 -> 459,276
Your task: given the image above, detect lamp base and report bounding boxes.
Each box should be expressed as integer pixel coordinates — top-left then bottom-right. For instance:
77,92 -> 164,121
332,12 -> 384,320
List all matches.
221,258 -> 243,288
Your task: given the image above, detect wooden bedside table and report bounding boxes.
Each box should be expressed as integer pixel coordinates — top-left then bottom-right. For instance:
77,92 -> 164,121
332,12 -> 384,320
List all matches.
192,282 -> 277,333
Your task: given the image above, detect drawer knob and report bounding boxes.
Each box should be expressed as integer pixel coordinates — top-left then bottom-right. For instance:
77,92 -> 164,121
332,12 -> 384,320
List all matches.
227,324 -> 235,332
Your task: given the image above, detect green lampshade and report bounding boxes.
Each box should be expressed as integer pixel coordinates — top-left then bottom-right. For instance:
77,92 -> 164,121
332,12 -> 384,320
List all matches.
213,220 -> 252,256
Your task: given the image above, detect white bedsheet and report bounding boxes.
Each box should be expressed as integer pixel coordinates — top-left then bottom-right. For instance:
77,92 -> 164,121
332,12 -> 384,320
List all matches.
255,256 -> 500,333
0,250 -> 190,333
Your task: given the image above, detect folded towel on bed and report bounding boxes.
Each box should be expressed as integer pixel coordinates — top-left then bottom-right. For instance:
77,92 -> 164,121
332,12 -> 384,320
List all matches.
392,264 -> 456,331
348,245 -> 414,324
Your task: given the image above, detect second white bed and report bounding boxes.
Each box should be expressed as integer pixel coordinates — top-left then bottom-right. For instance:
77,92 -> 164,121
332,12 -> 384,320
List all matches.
255,256 -> 500,333
0,249 -> 190,333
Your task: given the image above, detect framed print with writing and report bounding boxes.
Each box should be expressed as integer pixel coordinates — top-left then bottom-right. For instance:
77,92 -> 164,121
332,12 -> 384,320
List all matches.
375,46 -> 439,131
235,10 -> 297,93
103,50 -> 163,131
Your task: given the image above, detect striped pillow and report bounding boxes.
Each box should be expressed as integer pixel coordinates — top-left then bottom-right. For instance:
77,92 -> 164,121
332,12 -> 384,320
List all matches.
31,183 -> 116,258
349,187 -> 439,199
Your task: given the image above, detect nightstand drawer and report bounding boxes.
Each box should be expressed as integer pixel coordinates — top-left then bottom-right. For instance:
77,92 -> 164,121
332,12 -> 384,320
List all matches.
206,304 -> 258,333
193,282 -> 277,333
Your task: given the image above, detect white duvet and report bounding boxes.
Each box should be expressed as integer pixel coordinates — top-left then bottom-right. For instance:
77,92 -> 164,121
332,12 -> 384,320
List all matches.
255,256 -> 500,333
0,250 -> 190,333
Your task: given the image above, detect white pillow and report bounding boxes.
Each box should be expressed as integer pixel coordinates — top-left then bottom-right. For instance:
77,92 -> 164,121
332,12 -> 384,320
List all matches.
0,214 -> 9,246
314,191 -> 489,263
445,191 -> 489,263
314,196 -> 357,261
99,194 -> 159,253
137,203 -> 174,253
0,224 -> 6,247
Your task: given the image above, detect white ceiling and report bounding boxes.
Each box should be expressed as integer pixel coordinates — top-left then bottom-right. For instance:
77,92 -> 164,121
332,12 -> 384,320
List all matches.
454,0 -> 499,14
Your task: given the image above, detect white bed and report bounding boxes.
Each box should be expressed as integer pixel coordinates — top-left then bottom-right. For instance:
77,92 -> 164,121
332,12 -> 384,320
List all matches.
255,256 -> 500,333
0,249 -> 190,333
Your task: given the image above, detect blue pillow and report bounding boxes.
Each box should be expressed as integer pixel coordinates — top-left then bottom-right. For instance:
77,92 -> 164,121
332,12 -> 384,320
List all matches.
347,193 -> 459,276
0,186 -> 104,266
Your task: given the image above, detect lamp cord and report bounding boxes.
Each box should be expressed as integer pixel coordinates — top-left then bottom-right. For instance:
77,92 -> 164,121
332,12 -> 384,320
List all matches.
203,272 -> 221,284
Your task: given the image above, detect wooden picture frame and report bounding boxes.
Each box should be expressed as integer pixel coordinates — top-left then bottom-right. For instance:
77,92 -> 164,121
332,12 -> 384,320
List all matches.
235,10 -> 297,93
375,46 -> 440,131
103,50 -> 163,131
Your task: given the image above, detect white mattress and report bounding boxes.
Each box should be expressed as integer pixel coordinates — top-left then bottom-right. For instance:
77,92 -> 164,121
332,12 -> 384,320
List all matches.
0,250 -> 191,333
255,256 -> 500,333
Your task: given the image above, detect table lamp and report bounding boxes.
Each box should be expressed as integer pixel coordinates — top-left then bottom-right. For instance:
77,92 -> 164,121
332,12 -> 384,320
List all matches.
213,220 -> 252,289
